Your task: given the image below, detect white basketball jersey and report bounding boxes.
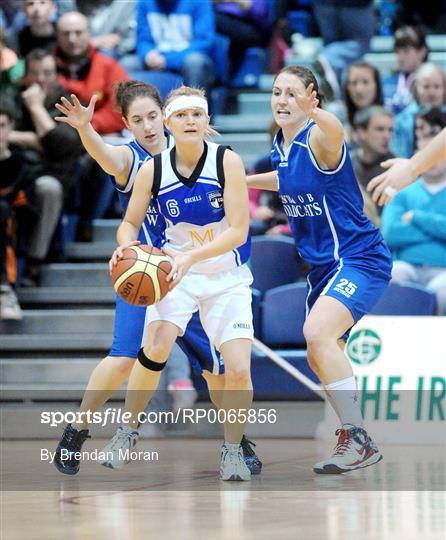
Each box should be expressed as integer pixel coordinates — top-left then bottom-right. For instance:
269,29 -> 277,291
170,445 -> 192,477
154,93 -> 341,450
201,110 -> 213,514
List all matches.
153,141 -> 250,274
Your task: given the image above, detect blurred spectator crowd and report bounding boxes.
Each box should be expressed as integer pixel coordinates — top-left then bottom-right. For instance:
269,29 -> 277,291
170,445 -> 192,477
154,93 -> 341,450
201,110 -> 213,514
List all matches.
0,0 -> 445,320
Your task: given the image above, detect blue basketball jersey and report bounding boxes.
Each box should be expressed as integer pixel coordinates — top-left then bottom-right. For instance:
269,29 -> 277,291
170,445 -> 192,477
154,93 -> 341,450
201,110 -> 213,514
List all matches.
152,141 -> 251,274
271,121 -> 384,266
110,136 -> 172,246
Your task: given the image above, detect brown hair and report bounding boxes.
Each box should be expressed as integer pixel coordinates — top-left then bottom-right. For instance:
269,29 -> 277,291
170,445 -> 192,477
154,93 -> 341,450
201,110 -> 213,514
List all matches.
344,61 -> 383,126
114,80 -> 163,118
273,65 -> 324,105
164,85 -> 219,139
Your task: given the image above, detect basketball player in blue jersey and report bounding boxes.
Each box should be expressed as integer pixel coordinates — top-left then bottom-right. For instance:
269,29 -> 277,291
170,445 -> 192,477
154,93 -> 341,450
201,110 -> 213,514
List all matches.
248,66 -> 393,474
52,82 -> 261,476
107,86 -> 254,481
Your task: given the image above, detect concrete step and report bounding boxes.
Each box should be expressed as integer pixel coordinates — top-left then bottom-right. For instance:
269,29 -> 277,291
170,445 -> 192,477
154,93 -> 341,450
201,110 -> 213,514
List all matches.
259,74 -> 274,91
93,219 -> 120,242
0,384 -> 125,401
0,334 -> 111,352
237,93 -> 270,115
65,241 -> 115,261
17,287 -> 115,306
215,132 -> 270,159
0,308 -> 114,334
214,114 -> 272,133
40,263 -> 109,287
286,50 -> 446,76
1,358 -> 97,384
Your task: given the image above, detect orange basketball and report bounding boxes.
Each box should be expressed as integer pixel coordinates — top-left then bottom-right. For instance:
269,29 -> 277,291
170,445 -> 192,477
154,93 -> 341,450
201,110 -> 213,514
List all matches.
111,245 -> 172,306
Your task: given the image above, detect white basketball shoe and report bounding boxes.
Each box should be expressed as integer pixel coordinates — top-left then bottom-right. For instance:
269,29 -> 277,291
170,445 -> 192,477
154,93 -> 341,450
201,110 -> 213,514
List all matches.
313,425 -> 382,474
99,426 -> 139,470
220,442 -> 251,481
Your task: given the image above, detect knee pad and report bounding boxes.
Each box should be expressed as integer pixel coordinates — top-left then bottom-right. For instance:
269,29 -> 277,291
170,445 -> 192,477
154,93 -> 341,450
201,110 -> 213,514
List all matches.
137,348 -> 167,372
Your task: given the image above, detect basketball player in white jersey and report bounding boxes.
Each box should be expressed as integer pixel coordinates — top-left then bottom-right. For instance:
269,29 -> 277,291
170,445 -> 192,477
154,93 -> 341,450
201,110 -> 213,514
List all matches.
52,83 -> 261,476
107,86 -> 254,481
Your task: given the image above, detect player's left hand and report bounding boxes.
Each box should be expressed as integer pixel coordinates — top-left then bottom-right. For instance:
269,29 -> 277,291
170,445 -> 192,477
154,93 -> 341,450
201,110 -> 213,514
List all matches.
291,83 -> 319,117
163,248 -> 196,290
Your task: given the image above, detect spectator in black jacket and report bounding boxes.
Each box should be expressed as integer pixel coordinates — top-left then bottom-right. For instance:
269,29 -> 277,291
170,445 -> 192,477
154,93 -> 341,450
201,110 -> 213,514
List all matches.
18,0 -> 58,57
9,49 -> 83,285
0,105 -> 35,319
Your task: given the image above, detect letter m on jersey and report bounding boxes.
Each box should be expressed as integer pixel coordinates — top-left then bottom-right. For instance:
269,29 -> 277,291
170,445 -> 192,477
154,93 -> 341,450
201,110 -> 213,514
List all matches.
189,228 -> 214,247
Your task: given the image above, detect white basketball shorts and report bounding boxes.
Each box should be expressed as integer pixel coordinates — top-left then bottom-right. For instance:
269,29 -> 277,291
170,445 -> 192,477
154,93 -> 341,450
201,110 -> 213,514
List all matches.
144,264 -> 254,350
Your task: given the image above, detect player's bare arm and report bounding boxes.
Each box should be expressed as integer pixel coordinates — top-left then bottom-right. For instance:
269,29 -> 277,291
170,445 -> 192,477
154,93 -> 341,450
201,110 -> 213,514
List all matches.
55,94 -> 132,183
307,106 -> 344,169
110,160 -> 154,271
246,170 -> 278,191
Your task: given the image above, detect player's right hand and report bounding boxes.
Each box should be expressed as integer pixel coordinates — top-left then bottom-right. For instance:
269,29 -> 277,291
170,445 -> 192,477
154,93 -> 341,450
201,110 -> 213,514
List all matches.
367,157 -> 414,205
109,241 -> 141,274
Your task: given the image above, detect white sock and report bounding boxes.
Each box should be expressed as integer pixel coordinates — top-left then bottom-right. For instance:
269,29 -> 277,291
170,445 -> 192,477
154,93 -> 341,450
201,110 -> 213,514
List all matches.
325,376 -> 363,428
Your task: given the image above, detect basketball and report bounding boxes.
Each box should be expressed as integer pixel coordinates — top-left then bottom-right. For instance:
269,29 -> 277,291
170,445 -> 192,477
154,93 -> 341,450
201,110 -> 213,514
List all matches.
111,244 -> 172,306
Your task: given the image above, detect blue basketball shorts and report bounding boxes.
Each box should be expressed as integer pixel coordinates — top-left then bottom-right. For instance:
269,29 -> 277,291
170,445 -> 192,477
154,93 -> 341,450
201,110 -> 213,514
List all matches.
177,313 -> 224,376
109,295 -> 223,374
306,242 -> 392,340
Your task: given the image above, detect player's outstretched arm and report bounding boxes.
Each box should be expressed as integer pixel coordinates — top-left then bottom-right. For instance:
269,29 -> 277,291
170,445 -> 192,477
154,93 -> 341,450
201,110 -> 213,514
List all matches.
367,128 -> 446,206
291,82 -> 344,168
55,94 -> 131,180
246,171 -> 278,191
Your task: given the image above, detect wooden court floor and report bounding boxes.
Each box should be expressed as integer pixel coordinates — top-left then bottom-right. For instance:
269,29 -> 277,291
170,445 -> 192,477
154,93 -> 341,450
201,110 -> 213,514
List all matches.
2,439 -> 444,540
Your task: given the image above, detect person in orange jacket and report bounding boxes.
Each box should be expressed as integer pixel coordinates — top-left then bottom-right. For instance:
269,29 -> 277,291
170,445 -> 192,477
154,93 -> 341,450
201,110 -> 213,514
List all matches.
55,11 -> 129,136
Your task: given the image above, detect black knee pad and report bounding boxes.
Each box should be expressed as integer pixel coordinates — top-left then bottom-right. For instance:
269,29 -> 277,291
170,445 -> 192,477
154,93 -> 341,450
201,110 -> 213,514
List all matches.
137,348 -> 167,372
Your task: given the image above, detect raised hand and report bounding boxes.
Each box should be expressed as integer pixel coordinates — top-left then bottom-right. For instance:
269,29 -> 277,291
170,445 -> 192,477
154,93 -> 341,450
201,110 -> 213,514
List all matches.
291,82 -> 319,117
55,94 -> 97,129
367,158 -> 413,206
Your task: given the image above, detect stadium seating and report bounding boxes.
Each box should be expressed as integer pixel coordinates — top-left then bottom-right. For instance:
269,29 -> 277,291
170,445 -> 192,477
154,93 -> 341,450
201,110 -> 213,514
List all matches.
370,282 -> 437,316
251,288 -> 262,338
261,282 -> 307,347
250,236 -> 301,295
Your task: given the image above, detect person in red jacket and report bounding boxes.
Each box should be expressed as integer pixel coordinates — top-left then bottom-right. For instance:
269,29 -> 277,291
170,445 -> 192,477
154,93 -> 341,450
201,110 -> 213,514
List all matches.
54,11 -> 131,240
55,11 -> 129,135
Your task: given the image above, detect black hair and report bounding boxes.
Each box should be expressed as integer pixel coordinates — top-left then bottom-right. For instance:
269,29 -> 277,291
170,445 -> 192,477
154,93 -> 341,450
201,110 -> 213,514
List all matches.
394,26 -> 429,62
416,106 -> 446,132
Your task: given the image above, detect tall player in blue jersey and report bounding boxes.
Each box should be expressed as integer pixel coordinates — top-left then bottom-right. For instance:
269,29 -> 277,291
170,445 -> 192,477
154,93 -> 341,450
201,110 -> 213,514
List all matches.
249,66 -> 392,474
108,86 -> 254,481
52,82 -> 261,476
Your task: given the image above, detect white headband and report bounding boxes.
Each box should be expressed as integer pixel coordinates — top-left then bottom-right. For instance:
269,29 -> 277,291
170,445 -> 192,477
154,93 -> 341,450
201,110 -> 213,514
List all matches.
164,96 -> 208,119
